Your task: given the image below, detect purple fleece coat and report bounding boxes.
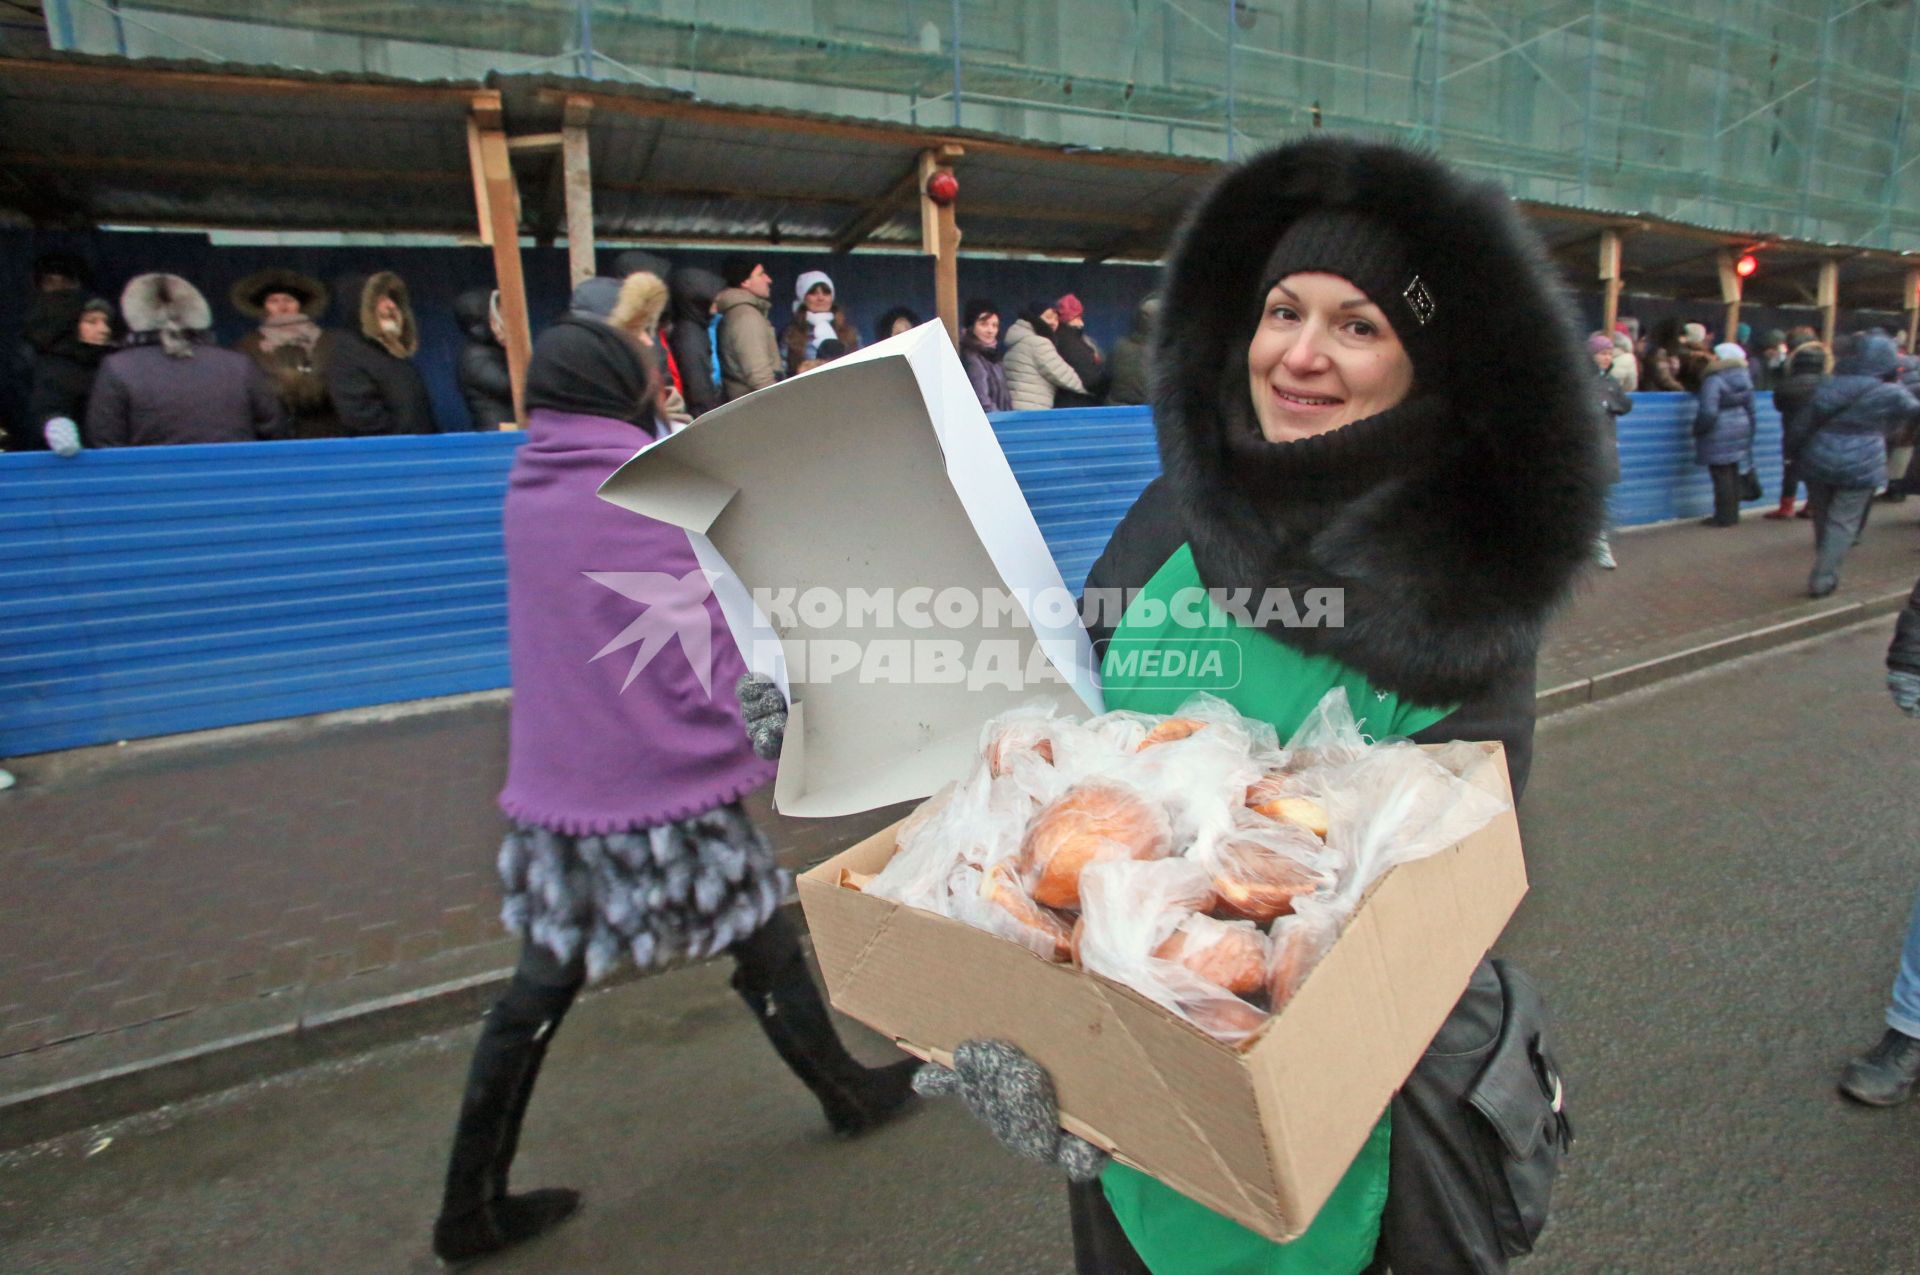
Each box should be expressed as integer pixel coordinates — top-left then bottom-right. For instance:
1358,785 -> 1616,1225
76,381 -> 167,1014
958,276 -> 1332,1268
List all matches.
496,408 -> 775,834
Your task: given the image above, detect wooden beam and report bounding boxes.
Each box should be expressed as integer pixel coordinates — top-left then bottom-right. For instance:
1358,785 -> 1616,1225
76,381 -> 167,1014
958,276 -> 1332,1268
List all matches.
563,97 -> 596,288
1906,270 -> 1920,353
919,149 -> 961,346
830,162 -> 925,254
465,118 -> 493,247
0,151 -> 457,187
507,132 -> 565,154
1717,250 -> 1742,343
0,56 -> 469,106
471,95 -> 531,428
1818,259 -> 1840,350
1599,229 -> 1623,336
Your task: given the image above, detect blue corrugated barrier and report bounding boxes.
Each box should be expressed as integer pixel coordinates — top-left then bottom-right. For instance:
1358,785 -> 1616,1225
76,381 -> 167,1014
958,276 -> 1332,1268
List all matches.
0,393 -> 1791,756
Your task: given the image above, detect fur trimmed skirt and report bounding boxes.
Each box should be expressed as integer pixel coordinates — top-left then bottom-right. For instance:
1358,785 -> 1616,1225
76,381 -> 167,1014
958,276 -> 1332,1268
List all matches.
498,801 -> 792,983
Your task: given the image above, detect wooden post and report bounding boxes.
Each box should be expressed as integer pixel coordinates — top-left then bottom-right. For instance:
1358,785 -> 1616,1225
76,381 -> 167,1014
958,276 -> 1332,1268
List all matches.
1716,250 -> 1742,345
1598,228 -> 1622,335
562,96 -> 595,288
471,91 -> 532,429
920,146 -> 963,345
1905,269 -> 1919,353
1818,259 -> 1840,351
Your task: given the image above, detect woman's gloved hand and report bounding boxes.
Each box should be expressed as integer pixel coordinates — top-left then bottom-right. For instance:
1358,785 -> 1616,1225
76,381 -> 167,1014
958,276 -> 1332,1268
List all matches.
42,417 -> 82,458
1889,669 -> 1920,716
735,672 -> 788,760
913,1040 -> 1109,1182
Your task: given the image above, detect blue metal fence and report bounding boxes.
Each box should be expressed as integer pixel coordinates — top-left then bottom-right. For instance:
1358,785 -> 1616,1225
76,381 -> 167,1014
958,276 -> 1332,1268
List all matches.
0,393 -> 1784,756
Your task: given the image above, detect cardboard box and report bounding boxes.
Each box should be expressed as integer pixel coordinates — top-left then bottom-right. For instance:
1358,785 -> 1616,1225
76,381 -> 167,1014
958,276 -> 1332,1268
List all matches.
797,752 -> 1525,1243
600,323 -> 1529,1241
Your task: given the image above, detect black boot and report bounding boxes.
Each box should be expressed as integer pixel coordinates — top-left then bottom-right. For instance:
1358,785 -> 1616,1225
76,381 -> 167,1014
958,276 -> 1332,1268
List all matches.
732,912 -> 920,1137
1838,1028 -> 1920,1106
433,947 -> 586,1265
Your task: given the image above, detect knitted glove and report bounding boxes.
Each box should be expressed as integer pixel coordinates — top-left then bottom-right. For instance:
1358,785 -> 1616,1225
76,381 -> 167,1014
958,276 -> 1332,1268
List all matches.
43,417 -> 81,458
913,1040 -> 1109,1182
1889,670 -> 1920,717
735,672 -> 788,761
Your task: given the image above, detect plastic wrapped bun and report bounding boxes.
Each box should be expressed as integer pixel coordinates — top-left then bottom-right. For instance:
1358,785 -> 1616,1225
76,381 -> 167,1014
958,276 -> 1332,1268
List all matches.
1020,781 -> 1173,910
1136,716 -> 1205,750
959,862 -> 1074,962
1153,914 -> 1270,996
1266,894 -> 1344,1011
1196,813 -> 1338,924
982,708 -> 1058,778
1244,772 -> 1330,838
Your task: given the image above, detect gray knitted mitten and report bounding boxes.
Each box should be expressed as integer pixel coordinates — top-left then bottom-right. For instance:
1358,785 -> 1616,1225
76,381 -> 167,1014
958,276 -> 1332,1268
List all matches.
735,672 -> 788,760
913,1040 -> 1109,1182
1890,669 -> 1920,716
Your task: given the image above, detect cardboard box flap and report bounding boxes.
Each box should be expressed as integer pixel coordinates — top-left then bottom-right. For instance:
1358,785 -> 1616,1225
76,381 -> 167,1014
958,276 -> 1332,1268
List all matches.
599,322 -> 1101,818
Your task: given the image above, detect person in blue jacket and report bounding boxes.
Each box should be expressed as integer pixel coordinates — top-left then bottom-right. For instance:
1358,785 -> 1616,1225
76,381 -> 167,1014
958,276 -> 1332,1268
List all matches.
1692,341 -> 1757,528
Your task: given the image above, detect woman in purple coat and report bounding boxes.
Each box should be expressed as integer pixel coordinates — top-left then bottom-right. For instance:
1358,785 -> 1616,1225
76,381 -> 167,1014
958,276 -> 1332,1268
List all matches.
959,297 -> 1012,413
431,291 -> 917,1265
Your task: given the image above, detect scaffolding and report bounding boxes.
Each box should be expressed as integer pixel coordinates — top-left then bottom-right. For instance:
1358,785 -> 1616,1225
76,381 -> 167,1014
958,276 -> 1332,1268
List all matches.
40,0 -> 1920,251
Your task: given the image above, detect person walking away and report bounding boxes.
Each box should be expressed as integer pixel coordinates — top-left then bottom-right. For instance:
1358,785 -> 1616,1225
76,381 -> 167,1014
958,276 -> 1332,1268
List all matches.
1003,301 -> 1085,410
1839,578 -> 1920,1105
1794,332 -> 1920,597
453,287 -> 515,430
1767,326 -> 1829,519
666,266 -> 725,418
1693,341 -> 1757,528
327,271 -> 436,435
874,306 -> 920,343
1050,293 -> 1107,407
231,269 -> 340,439
86,274 -> 284,447
714,256 -> 782,402
1590,332 -> 1631,567
1106,295 -> 1160,407
429,290 -> 918,1265
783,270 -> 860,377
1882,341 -> 1920,502
1607,328 -> 1638,392
959,299 -> 1011,414
19,290 -> 114,456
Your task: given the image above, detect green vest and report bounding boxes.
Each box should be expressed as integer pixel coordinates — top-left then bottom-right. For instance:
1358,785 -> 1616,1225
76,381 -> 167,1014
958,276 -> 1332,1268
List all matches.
1096,544 -> 1451,1275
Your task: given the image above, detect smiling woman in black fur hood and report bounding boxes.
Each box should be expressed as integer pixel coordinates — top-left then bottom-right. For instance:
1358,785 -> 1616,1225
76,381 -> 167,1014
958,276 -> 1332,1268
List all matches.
921,138 -> 1604,1275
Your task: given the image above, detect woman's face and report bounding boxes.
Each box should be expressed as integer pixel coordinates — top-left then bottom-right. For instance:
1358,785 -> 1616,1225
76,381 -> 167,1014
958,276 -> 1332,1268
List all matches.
889,314 -> 914,337
77,311 -> 112,346
263,291 -> 304,319
971,313 -> 1000,344
1038,308 -> 1059,331
804,283 -> 834,313
1246,272 -> 1414,443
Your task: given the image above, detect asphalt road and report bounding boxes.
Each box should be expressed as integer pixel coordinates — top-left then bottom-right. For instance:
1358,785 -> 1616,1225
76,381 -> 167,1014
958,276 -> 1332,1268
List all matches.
3,620 -> 1918,1274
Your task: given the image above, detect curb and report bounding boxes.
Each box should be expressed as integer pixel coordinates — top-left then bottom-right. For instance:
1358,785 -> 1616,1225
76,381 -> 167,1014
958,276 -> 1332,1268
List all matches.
4,597 -> 1908,1150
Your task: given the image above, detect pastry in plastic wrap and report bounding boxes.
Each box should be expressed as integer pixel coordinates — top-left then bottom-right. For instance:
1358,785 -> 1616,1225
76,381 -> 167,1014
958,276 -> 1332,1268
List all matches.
1245,772 -> 1330,837
1180,993 -> 1271,1041
984,720 -> 1056,778
1137,717 -> 1206,750
1153,914 -> 1269,996
1020,782 -> 1173,909
1207,827 -> 1331,924
980,863 -> 1074,962
1266,904 -> 1340,1011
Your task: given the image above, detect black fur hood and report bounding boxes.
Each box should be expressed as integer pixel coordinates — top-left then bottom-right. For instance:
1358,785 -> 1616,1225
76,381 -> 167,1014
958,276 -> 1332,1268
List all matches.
1145,136 -> 1607,707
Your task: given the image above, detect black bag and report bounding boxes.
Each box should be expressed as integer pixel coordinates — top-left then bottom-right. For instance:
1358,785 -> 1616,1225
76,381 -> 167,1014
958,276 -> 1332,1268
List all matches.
1739,467 -> 1764,502
1370,959 -> 1573,1274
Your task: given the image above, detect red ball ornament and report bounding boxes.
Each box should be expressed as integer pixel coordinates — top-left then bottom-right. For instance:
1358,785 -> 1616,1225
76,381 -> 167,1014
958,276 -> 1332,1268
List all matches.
926,170 -> 959,206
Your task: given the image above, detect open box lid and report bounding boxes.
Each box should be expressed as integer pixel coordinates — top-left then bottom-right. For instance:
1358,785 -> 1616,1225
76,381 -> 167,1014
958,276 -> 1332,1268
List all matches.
599,321 -> 1103,817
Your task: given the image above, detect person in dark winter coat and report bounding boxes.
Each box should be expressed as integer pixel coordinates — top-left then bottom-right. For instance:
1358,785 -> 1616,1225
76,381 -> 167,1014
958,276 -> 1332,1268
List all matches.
666,266 -> 725,418
453,287 -> 514,430
1692,342 -> 1757,527
18,290 -> 114,455
231,269 -> 341,439
1793,332 -> 1920,596
874,305 -> 920,343
1766,328 -> 1829,519
326,271 -> 437,435
86,274 -> 284,448
429,299 -> 918,1266
1838,579 -> 1920,1107
1590,332 -> 1631,568
958,298 -> 1010,414
745,136 -> 1600,1275
1104,295 -> 1160,407
1049,292 -> 1107,408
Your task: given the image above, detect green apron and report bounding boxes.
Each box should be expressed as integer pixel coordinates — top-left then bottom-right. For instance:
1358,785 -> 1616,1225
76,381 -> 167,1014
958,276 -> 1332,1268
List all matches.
1096,544 -> 1452,1275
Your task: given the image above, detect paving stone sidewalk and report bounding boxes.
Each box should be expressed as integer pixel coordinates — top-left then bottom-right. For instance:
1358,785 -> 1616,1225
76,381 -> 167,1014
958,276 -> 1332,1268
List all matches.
3,506 -> 1916,1129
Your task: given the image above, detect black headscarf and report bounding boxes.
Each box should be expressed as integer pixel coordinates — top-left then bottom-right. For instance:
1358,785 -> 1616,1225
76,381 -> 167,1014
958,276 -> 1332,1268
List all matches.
523,315 -> 655,429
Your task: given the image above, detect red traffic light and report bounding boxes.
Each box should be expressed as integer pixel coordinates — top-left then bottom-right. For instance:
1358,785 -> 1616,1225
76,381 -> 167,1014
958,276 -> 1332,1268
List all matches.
1735,253 -> 1758,278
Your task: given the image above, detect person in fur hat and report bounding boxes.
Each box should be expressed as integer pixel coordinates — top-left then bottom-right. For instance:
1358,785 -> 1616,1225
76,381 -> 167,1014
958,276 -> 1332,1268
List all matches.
325,271 -> 436,435
745,136 -> 1601,1275
1693,341 -> 1757,528
783,269 -> 860,377
86,274 -> 284,447
231,269 -> 341,439
452,287 -> 514,431
16,291 -> 114,455
429,283 -> 917,1265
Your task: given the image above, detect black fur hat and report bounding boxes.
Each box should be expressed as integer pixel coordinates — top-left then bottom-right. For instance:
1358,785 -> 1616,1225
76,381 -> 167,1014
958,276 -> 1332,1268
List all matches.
1151,135 -> 1607,706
